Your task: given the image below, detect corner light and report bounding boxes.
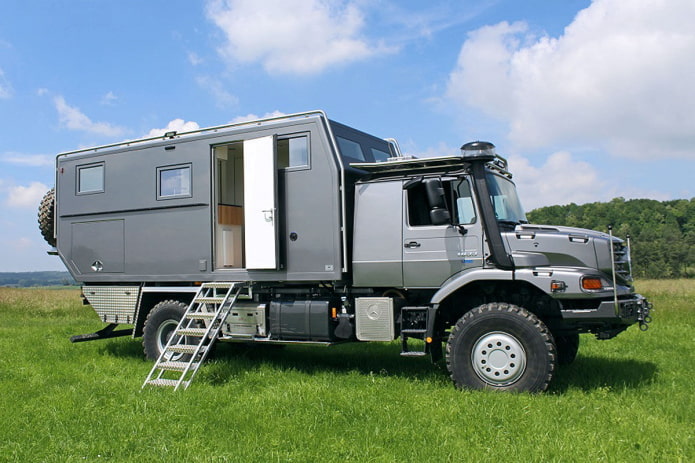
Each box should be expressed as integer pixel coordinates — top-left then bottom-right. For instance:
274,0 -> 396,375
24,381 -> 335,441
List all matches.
581,276 -> 603,291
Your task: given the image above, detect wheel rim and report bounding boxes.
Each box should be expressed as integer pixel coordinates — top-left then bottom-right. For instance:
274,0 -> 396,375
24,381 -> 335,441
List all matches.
471,331 -> 527,386
156,319 -> 181,361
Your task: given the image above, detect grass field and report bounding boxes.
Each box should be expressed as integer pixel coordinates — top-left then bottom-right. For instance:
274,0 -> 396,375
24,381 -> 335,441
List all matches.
0,280 -> 692,462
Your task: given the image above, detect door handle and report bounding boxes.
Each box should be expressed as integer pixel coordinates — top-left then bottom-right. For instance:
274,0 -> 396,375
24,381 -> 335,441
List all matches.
262,209 -> 274,222
404,241 -> 421,249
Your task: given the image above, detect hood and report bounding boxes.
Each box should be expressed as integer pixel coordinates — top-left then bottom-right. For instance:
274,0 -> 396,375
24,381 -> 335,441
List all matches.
503,224 -> 623,275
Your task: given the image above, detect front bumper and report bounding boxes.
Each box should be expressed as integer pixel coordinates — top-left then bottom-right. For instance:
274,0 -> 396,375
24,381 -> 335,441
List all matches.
561,293 -> 653,329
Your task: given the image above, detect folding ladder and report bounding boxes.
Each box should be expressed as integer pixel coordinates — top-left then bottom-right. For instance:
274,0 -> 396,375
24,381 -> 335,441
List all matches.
142,282 -> 243,390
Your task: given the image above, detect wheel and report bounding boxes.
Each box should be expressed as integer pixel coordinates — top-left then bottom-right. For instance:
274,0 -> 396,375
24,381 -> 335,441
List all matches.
143,300 -> 189,361
554,332 -> 580,365
38,188 -> 56,247
445,303 -> 556,393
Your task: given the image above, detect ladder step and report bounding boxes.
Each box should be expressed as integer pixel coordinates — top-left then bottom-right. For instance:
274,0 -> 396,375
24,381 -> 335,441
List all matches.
401,328 -> 427,335
186,311 -> 217,320
202,282 -> 237,289
145,378 -> 190,388
196,297 -> 226,304
168,344 -> 204,354
158,361 -> 197,372
177,328 -> 208,337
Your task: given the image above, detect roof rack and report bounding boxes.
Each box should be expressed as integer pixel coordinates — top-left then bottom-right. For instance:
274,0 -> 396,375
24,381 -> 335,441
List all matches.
350,153 -> 512,178
57,110 -> 329,159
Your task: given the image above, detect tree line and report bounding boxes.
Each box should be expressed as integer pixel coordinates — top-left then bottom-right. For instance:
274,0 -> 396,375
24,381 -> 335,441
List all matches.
527,197 -> 695,279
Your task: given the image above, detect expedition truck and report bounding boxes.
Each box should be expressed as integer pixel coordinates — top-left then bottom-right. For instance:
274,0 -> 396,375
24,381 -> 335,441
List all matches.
38,110 -> 652,392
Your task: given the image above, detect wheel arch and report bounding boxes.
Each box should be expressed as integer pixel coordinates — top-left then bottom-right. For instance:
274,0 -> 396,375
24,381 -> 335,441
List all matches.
430,271 -> 562,335
133,290 -> 196,337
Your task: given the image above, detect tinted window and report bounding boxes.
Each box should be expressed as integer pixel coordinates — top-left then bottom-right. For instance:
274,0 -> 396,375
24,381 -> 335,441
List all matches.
371,148 -> 391,162
336,136 -> 366,161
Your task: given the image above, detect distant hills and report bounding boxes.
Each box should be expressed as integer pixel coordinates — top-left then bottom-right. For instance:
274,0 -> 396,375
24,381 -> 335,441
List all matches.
0,271 -> 76,287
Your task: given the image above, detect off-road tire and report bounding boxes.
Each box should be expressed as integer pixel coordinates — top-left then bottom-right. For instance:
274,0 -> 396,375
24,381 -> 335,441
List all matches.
142,300 -> 189,361
554,332 -> 580,366
445,303 -> 556,393
38,188 -> 56,247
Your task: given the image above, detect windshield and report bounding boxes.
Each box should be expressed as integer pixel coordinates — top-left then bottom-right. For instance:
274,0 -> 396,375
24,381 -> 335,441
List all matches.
486,173 -> 527,224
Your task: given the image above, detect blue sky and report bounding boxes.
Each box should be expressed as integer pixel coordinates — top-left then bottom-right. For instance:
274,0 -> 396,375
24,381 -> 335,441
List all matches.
1,0 -> 694,272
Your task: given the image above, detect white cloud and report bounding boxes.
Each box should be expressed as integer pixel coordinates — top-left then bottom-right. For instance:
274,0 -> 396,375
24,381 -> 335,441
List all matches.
0,68 -> 12,99
54,95 -> 125,137
1,152 -> 53,167
445,0 -> 695,160
6,181 -> 49,209
100,91 -> 118,105
196,76 -> 239,108
145,119 -> 201,138
188,51 -> 204,66
206,0 -> 394,75
228,110 -> 286,124
510,152 -> 605,210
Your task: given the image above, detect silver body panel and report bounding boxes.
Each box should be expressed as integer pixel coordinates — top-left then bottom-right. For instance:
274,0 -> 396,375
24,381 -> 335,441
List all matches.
82,285 -> 140,324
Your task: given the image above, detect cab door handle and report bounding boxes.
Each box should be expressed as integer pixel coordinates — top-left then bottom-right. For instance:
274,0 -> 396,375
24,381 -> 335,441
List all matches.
404,241 -> 421,249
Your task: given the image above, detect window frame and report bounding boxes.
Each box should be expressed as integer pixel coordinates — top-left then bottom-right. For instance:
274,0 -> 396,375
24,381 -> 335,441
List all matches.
277,132 -> 311,171
156,163 -> 192,200
76,162 -> 105,195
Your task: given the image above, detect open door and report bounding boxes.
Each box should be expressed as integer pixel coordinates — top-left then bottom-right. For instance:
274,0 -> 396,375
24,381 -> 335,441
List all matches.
243,136 -> 279,269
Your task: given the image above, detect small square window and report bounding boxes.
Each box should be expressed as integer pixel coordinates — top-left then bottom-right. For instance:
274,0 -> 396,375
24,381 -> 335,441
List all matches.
158,164 -> 191,199
77,163 -> 104,194
277,135 -> 309,168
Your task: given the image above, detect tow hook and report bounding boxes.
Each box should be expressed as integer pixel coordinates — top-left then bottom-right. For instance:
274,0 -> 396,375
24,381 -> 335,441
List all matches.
639,299 -> 653,331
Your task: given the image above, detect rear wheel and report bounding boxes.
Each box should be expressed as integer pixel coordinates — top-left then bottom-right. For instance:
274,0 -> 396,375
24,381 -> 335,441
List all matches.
143,300 -> 189,361
446,303 -> 556,393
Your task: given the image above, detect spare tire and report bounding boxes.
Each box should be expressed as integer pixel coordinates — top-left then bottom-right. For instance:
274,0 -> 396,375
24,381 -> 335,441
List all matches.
38,188 -> 56,247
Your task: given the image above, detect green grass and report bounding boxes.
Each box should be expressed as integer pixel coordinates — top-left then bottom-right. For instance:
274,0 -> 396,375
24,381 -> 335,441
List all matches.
0,281 -> 692,462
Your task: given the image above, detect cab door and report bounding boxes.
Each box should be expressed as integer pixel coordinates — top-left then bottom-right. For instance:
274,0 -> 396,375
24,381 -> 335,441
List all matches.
243,135 -> 279,269
402,178 -> 483,287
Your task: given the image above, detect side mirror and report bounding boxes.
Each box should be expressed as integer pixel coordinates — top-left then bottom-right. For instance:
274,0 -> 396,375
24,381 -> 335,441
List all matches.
424,179 -> 451,225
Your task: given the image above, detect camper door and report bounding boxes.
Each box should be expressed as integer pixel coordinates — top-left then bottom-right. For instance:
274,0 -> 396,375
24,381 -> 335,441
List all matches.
243,136 -> 279,269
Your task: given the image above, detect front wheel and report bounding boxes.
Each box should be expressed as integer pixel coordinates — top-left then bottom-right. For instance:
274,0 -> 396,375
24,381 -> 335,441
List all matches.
446,303 -> 556,393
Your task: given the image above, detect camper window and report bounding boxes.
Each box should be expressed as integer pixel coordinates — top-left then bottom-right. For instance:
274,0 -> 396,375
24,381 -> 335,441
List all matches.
77,163 -> 104,194
371,148 -> 390,162
157,164 -> 192,199
277,135 -> 309,168
336,136 -> 366,162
